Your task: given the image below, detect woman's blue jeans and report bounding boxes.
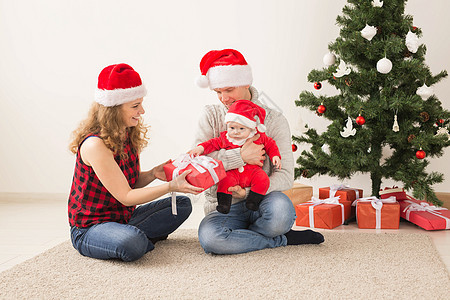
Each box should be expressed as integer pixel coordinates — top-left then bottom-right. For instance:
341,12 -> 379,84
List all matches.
198,191 -> 295,254
70,196 -> 192,261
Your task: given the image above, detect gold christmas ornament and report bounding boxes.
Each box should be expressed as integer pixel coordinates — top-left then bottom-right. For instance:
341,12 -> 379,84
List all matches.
392,115 -> 400,132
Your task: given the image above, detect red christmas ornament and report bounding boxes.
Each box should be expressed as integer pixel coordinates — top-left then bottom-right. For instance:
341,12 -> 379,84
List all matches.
439,119 -> 445,124
317,104 -> 326,114
416,149 -> 426,159
356,115 -> 366,125
412,26 -> 418,32
314,82 -> 322,90
292,144 -> 298,152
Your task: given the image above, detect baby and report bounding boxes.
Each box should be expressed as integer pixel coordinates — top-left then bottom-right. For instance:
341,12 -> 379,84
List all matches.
189,100 -> 281,214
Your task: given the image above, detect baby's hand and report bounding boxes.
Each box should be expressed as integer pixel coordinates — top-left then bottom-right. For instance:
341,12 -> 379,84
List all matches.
187,145 -> 204,157
272,156 -> 282,169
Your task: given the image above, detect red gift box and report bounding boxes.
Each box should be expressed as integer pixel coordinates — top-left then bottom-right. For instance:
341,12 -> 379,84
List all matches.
319,185 -> 363,202
163,155 -> 226,190
355,197 -> 400,229
379,186 -> 407,200
319,185 -> 362,219
399,195 -> 450,230
295,197 -> 351,229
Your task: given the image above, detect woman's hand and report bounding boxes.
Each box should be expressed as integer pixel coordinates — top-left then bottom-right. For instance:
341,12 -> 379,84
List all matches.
151,160 -> 171,182
168,170 -> 204,194
228,185 -> 246,199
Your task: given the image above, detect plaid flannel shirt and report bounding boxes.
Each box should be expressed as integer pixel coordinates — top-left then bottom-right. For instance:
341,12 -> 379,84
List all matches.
68,135 -> 139,228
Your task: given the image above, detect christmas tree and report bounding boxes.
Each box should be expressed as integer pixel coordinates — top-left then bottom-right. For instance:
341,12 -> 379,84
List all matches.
294,0 -> 449,205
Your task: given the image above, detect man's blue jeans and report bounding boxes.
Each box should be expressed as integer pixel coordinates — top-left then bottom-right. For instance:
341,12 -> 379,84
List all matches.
198,191 -> 295,254
70,196 -> 192,261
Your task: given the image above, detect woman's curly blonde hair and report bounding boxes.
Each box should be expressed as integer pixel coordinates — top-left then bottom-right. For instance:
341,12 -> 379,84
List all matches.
69,102 -> 149,159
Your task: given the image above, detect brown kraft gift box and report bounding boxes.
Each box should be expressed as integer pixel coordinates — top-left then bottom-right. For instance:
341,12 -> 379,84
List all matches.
283,182 -> 313,206
435,192 -> 450,210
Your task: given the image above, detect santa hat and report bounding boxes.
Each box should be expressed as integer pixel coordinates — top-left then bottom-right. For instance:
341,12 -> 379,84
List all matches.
225,100 -> 266,133
95,63 -> 147,107
196,49 -> 253,90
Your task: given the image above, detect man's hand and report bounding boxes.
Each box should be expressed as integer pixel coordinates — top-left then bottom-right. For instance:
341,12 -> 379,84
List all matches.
228,185 -> 246,199
240,134 -> 265,167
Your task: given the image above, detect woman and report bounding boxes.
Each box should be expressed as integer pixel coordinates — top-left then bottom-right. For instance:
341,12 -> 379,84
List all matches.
68,63 -> 202,261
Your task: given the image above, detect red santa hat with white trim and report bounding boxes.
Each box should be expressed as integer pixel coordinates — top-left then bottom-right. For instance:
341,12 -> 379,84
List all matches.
196,49 -> 253,89
225,100 -> 266,133
95,63 -> 147,107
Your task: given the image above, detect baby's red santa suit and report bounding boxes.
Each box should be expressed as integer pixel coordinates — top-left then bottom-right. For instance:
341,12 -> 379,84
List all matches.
198,99 -> 281,213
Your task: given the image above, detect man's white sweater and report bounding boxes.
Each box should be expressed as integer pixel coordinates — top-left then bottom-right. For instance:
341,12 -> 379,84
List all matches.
194,86 -> 294,214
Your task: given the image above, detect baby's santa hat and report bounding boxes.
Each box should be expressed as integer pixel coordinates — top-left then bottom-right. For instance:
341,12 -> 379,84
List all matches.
225,100 -> 266,133
95,63 -> 147,107
196,49 -> 253,90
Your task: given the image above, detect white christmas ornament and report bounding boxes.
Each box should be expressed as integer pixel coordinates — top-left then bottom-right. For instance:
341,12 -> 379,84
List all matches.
321,144 -> 331,155
372,0 -> 383,7
405,31 -> 419,53
376,57 -> 392,74
340,117 -> 356,138
436,127 -> 450,139
360,95 -> 370,102
333,60 -> 352,78
392,115 -> 400,132
416,84 -> 434,100
361,24 -> 377,41
323,52 -> 336,66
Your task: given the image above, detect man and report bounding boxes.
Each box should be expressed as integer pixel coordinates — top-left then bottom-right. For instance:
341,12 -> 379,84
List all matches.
194,49 -> 324,254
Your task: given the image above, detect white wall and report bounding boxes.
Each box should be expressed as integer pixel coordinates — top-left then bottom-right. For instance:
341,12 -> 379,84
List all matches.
0,0 -> 448,196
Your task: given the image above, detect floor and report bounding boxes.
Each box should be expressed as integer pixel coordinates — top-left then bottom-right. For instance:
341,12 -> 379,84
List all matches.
0,194 -> 449,273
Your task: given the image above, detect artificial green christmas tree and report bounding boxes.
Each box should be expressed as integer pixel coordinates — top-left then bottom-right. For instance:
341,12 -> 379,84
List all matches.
294,0 -> 450,205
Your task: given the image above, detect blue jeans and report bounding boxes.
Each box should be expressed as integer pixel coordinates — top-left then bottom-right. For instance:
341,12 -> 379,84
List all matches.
70,196 -> 192,261
198,191 -> 295,254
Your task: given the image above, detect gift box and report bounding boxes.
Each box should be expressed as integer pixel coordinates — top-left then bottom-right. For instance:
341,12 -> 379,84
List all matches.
163,154 -> 226,190
319,185 -> 361,220
399,195 -> 450,230
354,197 -> 400,229
283,182 -> 313,206
379,186 -> 407,200
435,192 -> 450,210
319,185 -> 363,202
295,197 -> 351,229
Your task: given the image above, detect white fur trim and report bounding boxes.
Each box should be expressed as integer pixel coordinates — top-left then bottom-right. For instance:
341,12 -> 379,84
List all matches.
257,124 -> 266,132
207,65 -> 252,89
226,130 -> 256,146
196,75 -> 209,88
225,112 -> 256,129
95,84 -> 147,107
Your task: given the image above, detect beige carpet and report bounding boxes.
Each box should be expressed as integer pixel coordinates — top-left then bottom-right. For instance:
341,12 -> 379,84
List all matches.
0,230 -> 449,299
